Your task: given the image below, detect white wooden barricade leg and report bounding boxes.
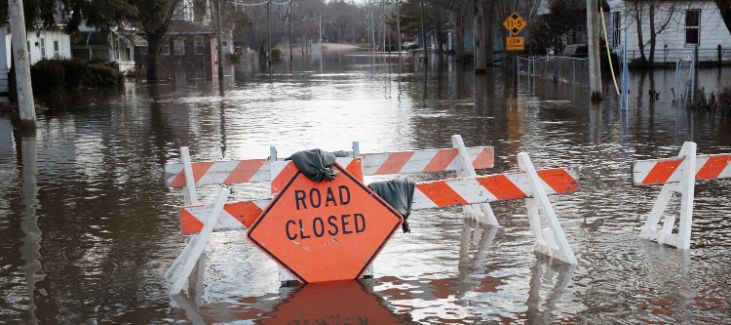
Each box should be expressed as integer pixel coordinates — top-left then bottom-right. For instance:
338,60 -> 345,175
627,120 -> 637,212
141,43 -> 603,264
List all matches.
165,147 -> 202,283
639,141 -> 697,250
268,146 -> 300,285
451,135 -> 499,226
350,141 -> 376,278
170,187 -> 230,295
517,152 -> 577,265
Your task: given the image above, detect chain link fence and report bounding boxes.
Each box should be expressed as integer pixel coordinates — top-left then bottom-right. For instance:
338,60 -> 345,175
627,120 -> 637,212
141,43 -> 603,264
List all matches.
517,56 -> 590,86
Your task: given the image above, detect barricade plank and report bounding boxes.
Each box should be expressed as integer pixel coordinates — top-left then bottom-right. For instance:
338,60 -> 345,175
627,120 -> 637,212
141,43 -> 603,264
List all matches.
179,167 -> 578,234
164,146 -> 494,188
632,153 -> 731,185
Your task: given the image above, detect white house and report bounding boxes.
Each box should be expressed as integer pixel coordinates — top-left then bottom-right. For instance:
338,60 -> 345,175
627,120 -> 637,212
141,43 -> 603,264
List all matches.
608,0 -> 731,64
0,27 -> 72,94
71,24 -> 136,73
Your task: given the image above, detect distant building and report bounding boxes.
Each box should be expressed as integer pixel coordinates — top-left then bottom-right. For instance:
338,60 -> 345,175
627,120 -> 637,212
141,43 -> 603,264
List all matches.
71,25 -> 137,74
0,27 -> 72,94
134,0 -> 234,80
607,0 -> 731,64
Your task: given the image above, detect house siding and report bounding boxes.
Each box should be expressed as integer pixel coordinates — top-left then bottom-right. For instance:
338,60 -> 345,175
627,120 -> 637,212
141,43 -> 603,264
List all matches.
135,33 -> 215,80
608,0 -> 731,63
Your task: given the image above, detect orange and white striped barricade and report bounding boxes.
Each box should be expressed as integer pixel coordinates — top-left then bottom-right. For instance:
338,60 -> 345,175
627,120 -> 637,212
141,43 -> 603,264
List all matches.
182,152 -> 580,266
164,137 -> 496,292
632,141 -> 731,250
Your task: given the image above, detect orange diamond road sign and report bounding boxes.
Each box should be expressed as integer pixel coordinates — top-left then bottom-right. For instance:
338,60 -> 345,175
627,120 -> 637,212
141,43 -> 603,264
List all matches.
506,36 -> 525,51
247,163 -> 403,283
503,11 -> 527,35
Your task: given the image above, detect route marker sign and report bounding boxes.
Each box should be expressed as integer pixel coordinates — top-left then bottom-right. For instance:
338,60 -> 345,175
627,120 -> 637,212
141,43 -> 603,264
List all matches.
506,36 -> 525,51
247,164 -> 403,283
503,12 -> 527,35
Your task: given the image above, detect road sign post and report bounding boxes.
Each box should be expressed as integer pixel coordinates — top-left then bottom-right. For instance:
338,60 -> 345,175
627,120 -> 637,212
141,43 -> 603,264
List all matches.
247,163 -> 403,283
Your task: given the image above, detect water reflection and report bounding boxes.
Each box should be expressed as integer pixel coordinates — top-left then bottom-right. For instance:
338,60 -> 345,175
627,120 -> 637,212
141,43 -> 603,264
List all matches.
172,280 -> 412,324
19,132 -> 42,324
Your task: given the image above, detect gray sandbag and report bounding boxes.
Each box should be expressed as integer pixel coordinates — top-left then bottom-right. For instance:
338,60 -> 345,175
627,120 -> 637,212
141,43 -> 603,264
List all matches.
286,149 -> 350,182
368,179 -> 415,233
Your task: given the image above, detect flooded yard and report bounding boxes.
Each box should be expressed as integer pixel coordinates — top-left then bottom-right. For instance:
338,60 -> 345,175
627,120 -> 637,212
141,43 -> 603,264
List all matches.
1,53 -> 730,323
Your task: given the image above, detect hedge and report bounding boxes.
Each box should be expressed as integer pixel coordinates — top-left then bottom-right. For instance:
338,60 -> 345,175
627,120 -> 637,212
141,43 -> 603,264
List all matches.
29,59 -> 124,94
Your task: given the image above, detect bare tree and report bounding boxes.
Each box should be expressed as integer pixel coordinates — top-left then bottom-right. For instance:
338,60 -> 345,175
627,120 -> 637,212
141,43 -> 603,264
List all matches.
628,0 -> 688,67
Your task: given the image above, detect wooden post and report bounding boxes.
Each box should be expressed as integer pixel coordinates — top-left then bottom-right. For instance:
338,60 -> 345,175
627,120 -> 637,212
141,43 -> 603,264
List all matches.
586,0 -> 603,100
8,0 -> 36,129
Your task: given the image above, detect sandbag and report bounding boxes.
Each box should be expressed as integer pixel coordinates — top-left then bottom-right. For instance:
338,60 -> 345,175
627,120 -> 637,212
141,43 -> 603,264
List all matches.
286,149 -> 350,182
368,179 -> 415,233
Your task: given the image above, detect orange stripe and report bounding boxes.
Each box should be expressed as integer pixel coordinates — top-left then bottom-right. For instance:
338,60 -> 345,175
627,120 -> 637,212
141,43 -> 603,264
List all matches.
416,182 -> 468,207
224,159 -> 267,184
642,160 -> 682,185
271,162 -> 299,194
169,162 -> 214,188
169,171 -> 186,188
180,208 -> 204,235
472,147 -> 495,169
695,155 -> 731,180
537,169 -> 578,193
375,151 -> 414,175
225,202 -> 263,228
422,149 -> 458,173
477,174 -> 526,200
345,158 -> 364,181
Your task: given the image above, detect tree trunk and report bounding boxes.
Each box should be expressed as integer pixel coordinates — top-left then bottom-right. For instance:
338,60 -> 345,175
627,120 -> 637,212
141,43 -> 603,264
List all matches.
147,33 -> 162,81
648,3 -> 656,67
634,2 -> 648,65
455,12 -> 464,62
474,0 -> 487,73
485,1 -> 495,66
436,18 -> 444,53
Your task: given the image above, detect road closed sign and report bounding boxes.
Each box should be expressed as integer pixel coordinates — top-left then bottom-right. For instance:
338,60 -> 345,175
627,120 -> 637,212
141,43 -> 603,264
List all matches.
247,163 -> 403,283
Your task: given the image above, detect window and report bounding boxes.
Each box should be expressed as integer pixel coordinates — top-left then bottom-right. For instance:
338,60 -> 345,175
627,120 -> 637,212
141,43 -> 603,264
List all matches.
685,9 -> 700,45
194,36 -> 205,55
53,40 -> 59,57
40,38 -> 46,58
140,46 -> 148,55
161,43 -> 170,55
612,12 -> 621,48
174,39 -> 185,55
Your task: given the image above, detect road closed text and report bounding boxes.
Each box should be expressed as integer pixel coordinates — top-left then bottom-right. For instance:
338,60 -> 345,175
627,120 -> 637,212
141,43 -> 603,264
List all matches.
285,186 -> 367,240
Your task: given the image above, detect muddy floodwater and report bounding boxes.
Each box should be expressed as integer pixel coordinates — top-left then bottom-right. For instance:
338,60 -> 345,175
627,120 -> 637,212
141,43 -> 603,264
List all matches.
1,53 -> 731,324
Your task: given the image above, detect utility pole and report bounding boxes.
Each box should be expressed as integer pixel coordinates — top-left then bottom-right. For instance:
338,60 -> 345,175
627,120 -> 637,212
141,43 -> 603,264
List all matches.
214,0 -> 224,87
420,0 -> 427,65
396,0 -> 402,55
586,0 -> 603,100
8,0 -> 36,129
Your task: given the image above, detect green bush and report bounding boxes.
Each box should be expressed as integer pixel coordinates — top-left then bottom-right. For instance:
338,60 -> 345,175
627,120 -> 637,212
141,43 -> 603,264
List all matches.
30,60 -> 65,94
60,58 -> 88,88
29,59 -> 123,93
86,63 -> 123,86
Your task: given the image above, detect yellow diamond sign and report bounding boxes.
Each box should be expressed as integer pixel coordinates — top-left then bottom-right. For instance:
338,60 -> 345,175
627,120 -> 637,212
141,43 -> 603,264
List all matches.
503,12 -> 527,35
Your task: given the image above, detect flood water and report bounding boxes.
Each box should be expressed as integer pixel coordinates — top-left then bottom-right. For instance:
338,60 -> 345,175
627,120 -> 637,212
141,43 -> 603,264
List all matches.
1,52 -> 731,324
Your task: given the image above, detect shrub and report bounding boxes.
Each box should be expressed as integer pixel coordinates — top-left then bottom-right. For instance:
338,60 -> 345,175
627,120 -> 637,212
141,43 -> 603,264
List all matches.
60,58 -> 88,88
29,59 -> 123,94
86,63 -> 123,86
30,60 -> 65,94
688,86 -> 731,115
